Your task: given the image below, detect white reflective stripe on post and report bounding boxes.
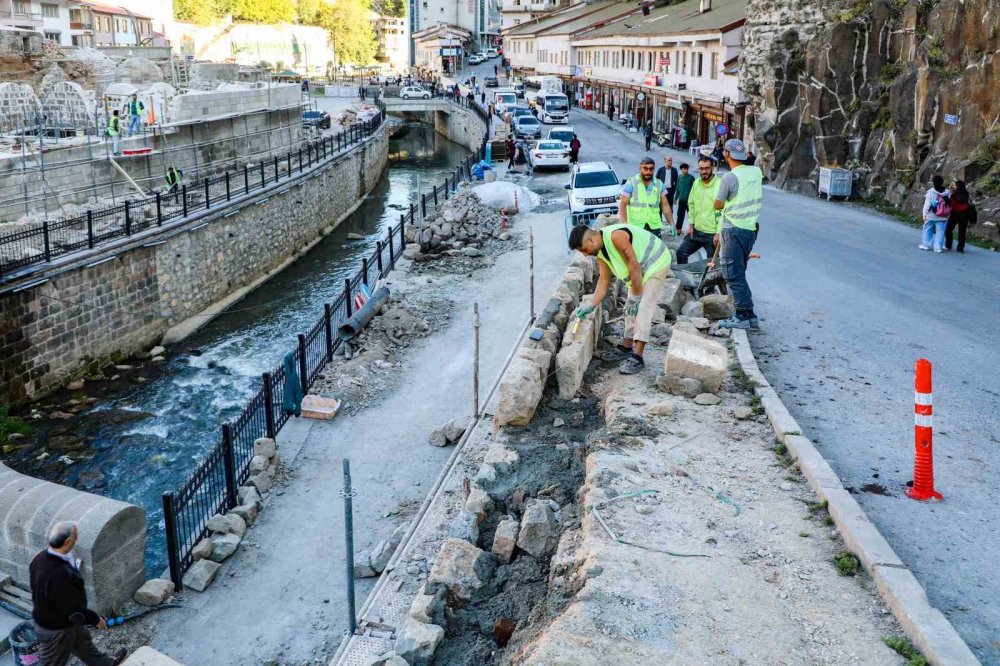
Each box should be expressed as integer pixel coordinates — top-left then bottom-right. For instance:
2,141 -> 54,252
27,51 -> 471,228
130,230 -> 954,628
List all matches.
914,414 -> 933,428
914,392 -> 932,406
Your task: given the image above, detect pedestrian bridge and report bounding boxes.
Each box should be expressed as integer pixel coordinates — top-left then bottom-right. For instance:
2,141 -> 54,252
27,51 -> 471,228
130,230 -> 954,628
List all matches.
381,97 -> 457,113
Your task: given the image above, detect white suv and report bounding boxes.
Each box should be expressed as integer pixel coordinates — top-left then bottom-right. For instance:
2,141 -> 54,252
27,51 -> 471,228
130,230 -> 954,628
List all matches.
565,162 -> 622,214
400,86 -> 431,100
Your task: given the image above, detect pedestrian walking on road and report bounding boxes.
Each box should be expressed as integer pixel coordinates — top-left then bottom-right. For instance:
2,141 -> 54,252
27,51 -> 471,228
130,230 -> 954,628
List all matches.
569,224 -> 672,375
107,110 -> 121,155
30,522 -> 128,666
494,64 -> 498,76
644,123 -> 653,151
506,135 -> 516,169
620,157 -> 674,240
944,180 -> 976,252
676,157 -> 720,264
920,175 -> 951,253
569,134 -> 581,164
674,162 -> 695,233
714,138 -> 763,330
655,156 -> 679,207
607,101 -> 615,121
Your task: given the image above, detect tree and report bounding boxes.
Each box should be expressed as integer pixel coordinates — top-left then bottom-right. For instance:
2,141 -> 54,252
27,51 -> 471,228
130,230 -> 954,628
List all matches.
296,0 -> 323,23
175,0 -> 223,25
318,0 -> 377,66
227,0 -> 296,23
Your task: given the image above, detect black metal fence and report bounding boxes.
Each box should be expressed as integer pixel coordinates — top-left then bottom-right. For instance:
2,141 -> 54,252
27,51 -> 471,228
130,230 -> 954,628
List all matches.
0,101 -> 388,284
162,98 -> 490,587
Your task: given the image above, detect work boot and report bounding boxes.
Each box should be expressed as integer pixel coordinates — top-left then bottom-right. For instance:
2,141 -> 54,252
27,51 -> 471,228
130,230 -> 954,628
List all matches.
112,649 -> 128,665
618,353 -> 645,375
718,316 -> 751,330
749,317 -> 760,331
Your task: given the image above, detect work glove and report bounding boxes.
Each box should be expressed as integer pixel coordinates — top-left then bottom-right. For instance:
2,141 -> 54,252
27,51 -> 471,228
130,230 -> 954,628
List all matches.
575,304 -> 595,319
624,295 -> 640,317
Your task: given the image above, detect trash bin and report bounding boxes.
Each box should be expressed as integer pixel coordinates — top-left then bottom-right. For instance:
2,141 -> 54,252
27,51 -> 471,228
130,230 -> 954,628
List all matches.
10,621 -> 40,666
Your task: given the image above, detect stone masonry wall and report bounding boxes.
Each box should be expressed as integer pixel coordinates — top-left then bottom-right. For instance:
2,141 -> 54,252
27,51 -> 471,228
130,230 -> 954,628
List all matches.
433,106 -> 488,154
0,126 -> 389,403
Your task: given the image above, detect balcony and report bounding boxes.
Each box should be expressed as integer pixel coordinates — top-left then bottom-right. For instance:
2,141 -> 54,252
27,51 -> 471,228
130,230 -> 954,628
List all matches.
0,10 -> 44,26
69,21 -> 93,30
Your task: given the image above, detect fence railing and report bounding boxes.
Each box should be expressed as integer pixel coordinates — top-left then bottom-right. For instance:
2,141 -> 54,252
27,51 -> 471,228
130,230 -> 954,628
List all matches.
162,98 -> 490,588
0,101 -> 388,284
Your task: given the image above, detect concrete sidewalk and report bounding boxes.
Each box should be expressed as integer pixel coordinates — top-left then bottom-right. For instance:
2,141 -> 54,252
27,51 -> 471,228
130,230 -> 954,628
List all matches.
150,191 -> 571,665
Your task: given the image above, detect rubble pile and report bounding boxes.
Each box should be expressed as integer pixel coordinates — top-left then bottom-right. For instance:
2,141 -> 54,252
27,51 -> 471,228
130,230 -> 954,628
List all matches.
402,189 -> 513,261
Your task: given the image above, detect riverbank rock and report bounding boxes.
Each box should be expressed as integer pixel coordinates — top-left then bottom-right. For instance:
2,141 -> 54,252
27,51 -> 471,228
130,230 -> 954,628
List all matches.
429,416 -> 469,447
133,579 -> 174,606
425,538 -> 496,606
183,559 -> 221,592
402,190 -> 513,261
394,618 -> 444,666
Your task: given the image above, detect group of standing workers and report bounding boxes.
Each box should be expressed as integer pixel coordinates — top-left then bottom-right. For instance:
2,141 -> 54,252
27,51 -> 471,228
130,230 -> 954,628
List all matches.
106,93 -> 146,156
569,138 -> 763,375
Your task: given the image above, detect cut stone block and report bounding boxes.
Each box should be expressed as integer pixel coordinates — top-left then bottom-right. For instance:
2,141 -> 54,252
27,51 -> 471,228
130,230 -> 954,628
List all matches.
301,394 -> 341,420
663,328 -> 727,394
425,538 -> 496,607
182,559 -> 221,592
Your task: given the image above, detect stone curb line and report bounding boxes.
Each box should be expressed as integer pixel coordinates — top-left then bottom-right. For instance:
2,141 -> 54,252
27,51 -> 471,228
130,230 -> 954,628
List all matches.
731,329 -> 980,666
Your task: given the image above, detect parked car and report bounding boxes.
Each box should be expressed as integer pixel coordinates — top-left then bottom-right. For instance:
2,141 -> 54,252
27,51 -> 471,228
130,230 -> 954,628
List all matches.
527,140 -> 570,171
565,161 -> 621,214
513,115 -> 542,139
484,76 -> 499,88
302,109 -> 331,130
400,86 -> 431,99
486,48 -> 499,58
468,54 -> 484,65
547,126 -> 575,148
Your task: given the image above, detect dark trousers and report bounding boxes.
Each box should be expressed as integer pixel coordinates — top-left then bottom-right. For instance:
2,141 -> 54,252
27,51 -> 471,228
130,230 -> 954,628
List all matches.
35,623 -> 114,666
719,226 -> 756,320
676,229 -> 716,264
675,199 -> 688,231
570,150 -> 578,163
645,136 -> 651,150
945,217 -> 967,251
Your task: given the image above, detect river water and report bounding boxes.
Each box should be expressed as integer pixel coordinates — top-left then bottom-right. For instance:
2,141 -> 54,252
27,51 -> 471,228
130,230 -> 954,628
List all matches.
8,122 -> 469,573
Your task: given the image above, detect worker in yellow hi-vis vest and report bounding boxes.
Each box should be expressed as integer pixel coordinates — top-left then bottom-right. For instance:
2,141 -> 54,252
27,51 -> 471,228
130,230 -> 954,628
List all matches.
569,223 -> 672,375
618,157 -> 674,241
125,93 -> 144,137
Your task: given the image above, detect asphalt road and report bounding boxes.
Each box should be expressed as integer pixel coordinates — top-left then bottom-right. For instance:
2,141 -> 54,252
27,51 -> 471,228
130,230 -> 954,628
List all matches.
562,108 -> 1000,663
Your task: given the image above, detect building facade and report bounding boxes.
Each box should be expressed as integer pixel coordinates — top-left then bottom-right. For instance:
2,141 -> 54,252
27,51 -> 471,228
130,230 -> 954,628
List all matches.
499,0 -> 562,31
374,14 -> 408,73
0,0 -> 169,47
409,0 -> 499,53
412,23 -> 471,75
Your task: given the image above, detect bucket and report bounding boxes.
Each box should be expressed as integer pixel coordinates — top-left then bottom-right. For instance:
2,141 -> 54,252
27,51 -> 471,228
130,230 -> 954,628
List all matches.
9,621 -> 40,666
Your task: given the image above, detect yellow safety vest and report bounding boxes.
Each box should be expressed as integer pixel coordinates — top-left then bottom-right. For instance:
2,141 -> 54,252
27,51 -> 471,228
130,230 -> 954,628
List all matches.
626,175 -> 663,230
107,116 -> 119,136
598,223 -> 672,288
720,165 -> 763,231
688,175 -> 721,234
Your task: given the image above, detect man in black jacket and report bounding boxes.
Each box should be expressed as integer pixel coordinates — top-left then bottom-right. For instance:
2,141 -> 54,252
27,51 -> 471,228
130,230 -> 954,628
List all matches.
30,522 -> 127,666
655,156 -> 679,207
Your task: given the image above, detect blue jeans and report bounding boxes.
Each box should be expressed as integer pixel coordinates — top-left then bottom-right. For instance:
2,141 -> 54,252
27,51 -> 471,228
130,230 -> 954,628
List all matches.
719,226 -> 756,320
128,114 -> 141,136
922,218 -> 946,250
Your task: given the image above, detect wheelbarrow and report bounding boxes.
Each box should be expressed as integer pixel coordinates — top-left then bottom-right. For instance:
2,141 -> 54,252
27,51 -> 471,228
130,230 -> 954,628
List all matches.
671,256 -> 726,298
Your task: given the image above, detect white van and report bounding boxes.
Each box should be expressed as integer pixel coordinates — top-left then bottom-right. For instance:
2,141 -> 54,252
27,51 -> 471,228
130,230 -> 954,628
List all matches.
486,48 -> 499,58
536,92 -> 569,124
493,90 -> 517,115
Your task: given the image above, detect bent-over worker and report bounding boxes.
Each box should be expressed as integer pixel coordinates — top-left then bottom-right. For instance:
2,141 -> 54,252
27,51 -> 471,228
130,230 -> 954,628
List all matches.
30,522 -> 128,666
569,223 -> 672,375
619,157 -> 673,241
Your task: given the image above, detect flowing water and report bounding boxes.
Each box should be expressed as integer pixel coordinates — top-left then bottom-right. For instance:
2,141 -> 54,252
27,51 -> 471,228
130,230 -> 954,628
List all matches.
8,123 -> 469,573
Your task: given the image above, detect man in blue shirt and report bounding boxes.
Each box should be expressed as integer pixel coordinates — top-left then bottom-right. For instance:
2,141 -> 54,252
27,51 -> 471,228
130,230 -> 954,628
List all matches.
125,94 -> 144,137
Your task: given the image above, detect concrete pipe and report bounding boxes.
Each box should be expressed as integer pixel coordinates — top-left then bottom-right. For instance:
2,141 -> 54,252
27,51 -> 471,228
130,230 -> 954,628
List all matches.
338,287 -> 391,341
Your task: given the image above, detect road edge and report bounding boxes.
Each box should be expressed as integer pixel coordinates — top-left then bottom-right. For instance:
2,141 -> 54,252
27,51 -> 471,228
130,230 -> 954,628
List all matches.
730,329 -> 981,666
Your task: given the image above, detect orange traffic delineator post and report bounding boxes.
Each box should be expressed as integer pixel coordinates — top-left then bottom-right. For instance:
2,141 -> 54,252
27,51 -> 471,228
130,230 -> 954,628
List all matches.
500,206 -> 507,229
907,358 -> 943,501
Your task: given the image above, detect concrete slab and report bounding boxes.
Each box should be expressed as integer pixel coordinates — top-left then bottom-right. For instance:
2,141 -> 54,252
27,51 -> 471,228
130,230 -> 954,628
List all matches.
122,646 -> 186,666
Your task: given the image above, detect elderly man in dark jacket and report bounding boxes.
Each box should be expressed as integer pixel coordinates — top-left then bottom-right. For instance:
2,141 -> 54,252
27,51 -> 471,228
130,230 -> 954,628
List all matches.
30,522 -> 127,666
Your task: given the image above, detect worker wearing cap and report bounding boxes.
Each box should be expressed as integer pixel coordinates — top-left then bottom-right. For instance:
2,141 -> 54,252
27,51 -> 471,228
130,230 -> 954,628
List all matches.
568,223 -> 672,375
619,157 -> 674,240
714,138 -> 763,330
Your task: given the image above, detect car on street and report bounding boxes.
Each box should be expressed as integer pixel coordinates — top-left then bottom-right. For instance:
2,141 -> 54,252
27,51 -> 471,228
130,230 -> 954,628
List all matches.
547,127 -> 575,148
565,161 -> 622,214
468,54 -> 484,65
527,140 -> 570,171
514,81 -> 525,98
513,115 -> 542,140
400,86 -> 431,99
302,109 -> 331,130
511,106 -> 533,121
484,76 -> 499,87
486,48 -> 499,58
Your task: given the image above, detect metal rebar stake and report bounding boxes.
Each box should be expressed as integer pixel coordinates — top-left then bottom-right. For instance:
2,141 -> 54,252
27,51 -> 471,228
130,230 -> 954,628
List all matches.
529,227 -> 536,322
473,303 -> 480,419
341,459 -> 358,636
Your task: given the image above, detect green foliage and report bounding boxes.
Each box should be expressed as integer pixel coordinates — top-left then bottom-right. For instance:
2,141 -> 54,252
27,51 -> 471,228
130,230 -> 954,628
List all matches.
871,104 -> 894,131
972,135 -> 999,172
319,0 -> 377,65
226,0 -> 296,23
0,405 -> 33,448
175,0 -> 222,25
884,636 -> 930,666
836,0 -> 873,22
878,61 -> 903,85
982,173 -> 1000,196
374,0 -> 408,17
834,551 -> 860,576
296,0 -> 323,23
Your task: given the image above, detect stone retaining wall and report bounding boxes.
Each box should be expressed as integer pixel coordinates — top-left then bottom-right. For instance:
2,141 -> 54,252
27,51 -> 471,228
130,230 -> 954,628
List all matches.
0,125 -> 389,403
433,105 -> 488,154
0,463 -> 145,613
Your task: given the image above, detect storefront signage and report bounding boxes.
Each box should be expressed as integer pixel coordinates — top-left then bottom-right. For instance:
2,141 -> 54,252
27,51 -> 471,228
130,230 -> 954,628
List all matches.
659,55 -> 670,66
440,47 -> 460,56
636,92 -> 646,101
643,74 -> 660,86
702,111 -> 723,122
944,114 -> 958,126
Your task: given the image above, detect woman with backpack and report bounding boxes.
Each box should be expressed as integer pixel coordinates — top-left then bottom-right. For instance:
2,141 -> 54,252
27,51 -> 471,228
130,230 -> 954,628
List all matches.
944,180 -> 977,252
920,174 -> 951,253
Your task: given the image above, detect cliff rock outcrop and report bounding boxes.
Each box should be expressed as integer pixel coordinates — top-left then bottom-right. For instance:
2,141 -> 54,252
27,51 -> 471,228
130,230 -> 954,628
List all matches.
741,0 -> 999,239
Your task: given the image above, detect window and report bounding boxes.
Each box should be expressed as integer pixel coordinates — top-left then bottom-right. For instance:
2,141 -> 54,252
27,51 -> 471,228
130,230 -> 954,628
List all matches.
44,31 -> 60,40
12,0 -> 28,13
711,52 -> 718,79
41,3 -> 59,18
696,52 -> 703,77
681,51 -> 687,75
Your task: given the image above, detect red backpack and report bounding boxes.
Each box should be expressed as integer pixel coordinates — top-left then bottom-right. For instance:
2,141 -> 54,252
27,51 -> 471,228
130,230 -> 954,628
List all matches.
933,192 -> 951,217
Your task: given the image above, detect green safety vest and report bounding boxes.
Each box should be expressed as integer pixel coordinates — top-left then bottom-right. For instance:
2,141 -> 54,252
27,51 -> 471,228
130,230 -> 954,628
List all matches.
165,170 -> 178,187
107,116 -> 119,136
625,175 -> 662,230
720,164 -> 763,231
688,175 -> 722,234
598,223 -> 672,288
128,99 -> 143,116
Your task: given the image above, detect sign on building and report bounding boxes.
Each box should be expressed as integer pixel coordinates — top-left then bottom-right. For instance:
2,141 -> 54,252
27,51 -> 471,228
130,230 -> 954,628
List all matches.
659,55 -> 670,66
944,114 -> 958,126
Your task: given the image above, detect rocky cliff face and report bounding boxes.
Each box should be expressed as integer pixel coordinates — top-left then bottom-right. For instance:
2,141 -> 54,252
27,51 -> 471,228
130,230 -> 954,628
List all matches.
741,0 -> 999,240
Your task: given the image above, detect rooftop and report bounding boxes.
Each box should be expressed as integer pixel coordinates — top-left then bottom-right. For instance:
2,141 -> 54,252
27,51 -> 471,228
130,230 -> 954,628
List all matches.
503,0 -> 623,37
79,2 -> 154,20
574,0 -> 746,40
